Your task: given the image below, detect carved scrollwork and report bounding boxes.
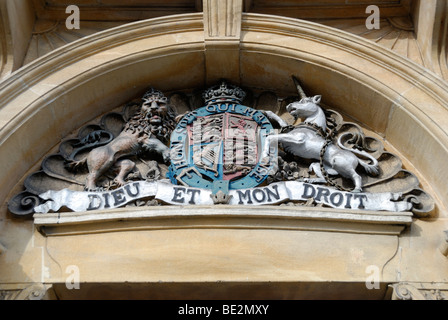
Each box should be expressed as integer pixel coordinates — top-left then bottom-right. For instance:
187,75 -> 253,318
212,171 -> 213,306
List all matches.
8,91 -> 177,216
391,283 -> 448,300
0,284 -> 50,300
7,80 -> 435,217
8,191 -> 43,217
267,126 -> 434,216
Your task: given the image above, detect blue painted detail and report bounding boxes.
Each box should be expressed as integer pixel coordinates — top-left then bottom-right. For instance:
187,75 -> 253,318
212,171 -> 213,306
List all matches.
212,180 -> 229,195
167,103 -> 276,191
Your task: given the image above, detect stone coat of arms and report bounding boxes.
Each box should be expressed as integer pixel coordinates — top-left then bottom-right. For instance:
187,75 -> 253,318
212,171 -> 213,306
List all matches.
168,82 -> 276,195
8,78 -> 434,217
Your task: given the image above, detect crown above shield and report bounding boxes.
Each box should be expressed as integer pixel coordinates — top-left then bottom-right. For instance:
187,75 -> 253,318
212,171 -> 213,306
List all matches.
203,81 -> 246,105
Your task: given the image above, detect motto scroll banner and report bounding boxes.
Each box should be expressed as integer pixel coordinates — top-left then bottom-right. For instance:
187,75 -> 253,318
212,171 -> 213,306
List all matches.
8,80 -> 434,218
34,180 -> 412,214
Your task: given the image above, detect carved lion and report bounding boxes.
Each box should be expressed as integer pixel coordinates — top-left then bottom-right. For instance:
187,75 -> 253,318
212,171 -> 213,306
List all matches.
67,88 -> 176,191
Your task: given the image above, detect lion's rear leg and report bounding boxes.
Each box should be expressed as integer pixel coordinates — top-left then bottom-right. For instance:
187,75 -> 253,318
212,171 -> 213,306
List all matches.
113,159 -> 136,186
85,172 -> 101,191
85,149 -> 115,190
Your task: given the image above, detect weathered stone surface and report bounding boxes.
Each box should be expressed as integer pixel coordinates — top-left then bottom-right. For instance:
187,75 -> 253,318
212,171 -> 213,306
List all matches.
1,0 -> 448,300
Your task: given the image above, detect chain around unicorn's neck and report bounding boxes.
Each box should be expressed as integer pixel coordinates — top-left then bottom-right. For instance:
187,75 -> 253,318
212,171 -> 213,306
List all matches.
304,107 -> 327,132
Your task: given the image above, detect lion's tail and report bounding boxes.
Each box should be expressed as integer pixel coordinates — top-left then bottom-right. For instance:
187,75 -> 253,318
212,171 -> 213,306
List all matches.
65,157 -> 87,172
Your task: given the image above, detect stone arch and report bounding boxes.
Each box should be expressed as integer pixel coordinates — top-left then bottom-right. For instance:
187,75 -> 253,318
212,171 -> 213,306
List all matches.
1,12 -> 446,212
1,11 -> 448,299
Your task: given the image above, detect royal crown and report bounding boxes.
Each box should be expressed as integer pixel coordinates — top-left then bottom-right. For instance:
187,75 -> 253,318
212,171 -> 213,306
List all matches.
203,81 -> 246,105
142,88 -> 168,102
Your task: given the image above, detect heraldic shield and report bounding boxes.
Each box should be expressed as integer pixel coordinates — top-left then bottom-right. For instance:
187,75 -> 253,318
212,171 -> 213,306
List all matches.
7,79 -> 435,216
168,83 -> 277,193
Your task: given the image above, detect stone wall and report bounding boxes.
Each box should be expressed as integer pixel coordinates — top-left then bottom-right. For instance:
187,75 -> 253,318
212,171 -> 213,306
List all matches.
0,0 -> 447,300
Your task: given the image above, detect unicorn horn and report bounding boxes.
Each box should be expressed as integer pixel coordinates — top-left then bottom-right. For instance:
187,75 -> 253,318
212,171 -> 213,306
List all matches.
292,76 -> 307,99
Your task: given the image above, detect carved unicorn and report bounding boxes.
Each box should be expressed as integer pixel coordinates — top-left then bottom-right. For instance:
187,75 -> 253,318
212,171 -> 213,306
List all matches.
261,78 -> 379,193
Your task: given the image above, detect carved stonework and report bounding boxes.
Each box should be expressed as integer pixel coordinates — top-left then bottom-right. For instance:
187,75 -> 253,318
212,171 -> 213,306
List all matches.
0,1 -> 13,79
65,88 -> 174,191
210,190 -> 233,205
0,284 -> 50,300
203,0 -> 242,84
8,78 -> 434,218
439,230 -> 448,257
391,283 -> 448,300
204,0 -> 242,39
